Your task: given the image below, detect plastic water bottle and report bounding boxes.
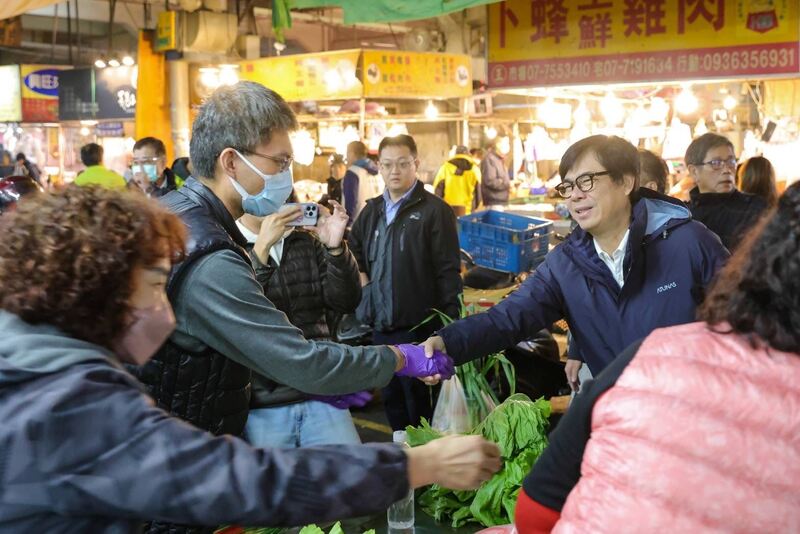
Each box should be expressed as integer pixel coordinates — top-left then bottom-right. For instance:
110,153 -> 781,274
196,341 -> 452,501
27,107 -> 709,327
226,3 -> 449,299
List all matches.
387,430 -> 415,531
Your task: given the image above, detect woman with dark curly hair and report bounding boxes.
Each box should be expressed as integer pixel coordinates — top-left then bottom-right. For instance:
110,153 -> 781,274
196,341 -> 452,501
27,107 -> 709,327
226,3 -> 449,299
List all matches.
0,186 -> 501,533
513,182 -> 800,534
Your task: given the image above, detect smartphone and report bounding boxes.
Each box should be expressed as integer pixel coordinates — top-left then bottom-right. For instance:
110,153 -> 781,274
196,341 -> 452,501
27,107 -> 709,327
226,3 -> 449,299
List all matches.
285,202 -> 319,226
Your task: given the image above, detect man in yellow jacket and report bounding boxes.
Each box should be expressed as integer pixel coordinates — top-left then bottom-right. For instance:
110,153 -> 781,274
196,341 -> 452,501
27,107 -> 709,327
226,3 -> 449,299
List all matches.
74,143 -> 126,190
433,145 -> 482,216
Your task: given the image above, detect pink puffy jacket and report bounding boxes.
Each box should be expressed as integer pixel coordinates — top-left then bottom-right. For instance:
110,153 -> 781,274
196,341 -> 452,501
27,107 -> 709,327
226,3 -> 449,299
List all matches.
555,322 -> 800,533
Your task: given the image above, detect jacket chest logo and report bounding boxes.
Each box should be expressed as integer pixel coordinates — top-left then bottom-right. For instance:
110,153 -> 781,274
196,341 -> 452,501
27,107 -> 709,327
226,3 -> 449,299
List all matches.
408,212 -> 421,220
657,281 -> 677,294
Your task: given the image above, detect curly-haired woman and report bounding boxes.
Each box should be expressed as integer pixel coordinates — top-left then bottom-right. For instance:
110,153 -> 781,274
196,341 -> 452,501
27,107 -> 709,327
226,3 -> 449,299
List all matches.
0,186 -> 501,532
515,182 -> 800,533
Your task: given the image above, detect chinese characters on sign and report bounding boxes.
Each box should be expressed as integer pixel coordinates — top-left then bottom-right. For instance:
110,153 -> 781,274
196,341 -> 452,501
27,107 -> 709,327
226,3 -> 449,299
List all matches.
361,50 -> 472,99
489,0 -> 799,86
22,66 -> 67,122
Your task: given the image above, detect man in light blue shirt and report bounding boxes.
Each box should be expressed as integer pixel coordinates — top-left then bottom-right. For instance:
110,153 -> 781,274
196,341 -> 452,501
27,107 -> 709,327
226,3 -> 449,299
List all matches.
349,134 -> 462,431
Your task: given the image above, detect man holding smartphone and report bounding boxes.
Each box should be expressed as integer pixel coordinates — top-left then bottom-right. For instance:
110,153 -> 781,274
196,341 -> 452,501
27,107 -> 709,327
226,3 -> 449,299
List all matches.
236,199 -> 368,448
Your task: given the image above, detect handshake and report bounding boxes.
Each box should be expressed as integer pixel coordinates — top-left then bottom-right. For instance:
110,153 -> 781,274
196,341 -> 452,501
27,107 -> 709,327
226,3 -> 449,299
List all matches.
393,342 -> 453,381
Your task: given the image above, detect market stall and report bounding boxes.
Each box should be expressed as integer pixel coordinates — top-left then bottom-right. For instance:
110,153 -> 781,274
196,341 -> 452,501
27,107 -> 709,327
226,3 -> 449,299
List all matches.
186,49 -> 475,190
478,0 -> 800,199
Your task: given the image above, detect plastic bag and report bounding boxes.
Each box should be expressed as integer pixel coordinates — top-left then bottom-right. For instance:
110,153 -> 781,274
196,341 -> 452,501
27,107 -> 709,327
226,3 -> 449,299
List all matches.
432,374 -> 472,434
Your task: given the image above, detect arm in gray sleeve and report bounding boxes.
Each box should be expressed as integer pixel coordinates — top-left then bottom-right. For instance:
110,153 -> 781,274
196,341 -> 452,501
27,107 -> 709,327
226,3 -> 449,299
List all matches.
38,378 -> 409,527
174,249 -> 396,395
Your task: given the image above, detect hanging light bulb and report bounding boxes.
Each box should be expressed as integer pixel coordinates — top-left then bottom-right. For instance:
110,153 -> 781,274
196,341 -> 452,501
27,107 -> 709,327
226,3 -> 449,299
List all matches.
122,55 -> 135,67
723,95 -> 737,110
108,58 -> 121,68
425,100 -> 439,120
648,97 -> 670,122
601,91 -> 625,126
94,59 -> 106,69
485,126 -> 498,140
675,86 -> 699,115
218,64 -> 239,86
79,126 -> 90,136
573,98 -> 590,125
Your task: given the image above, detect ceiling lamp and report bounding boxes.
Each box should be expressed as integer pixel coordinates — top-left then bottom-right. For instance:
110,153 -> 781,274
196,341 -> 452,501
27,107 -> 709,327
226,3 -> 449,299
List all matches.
107,58 -> 121,68
601,91 -> 625,126
485,126 -> 498,140
94,59 -> 107,69
122,55 -> 135,67
425,100 -> 439,120
675,86 -> 699,115
723,95 -> 737,110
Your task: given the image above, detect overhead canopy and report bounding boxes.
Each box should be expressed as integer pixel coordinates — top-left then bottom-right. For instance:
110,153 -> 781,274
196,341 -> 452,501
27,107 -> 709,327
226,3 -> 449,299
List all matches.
0,0 -> 59,21
278,0 -> 500,27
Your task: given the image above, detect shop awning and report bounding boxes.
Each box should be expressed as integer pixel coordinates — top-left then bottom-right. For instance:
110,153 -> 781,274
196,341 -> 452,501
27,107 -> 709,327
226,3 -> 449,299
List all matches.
279,0 -> 501,26
0,0 -> 59,21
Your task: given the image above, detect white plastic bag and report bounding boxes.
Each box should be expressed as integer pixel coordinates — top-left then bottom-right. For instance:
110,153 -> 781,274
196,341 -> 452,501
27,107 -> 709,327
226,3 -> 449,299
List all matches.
432,375 -> 472,434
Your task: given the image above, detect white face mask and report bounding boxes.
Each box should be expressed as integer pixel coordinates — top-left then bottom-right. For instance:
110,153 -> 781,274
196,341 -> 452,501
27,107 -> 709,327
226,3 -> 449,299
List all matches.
228,149 -> 294,217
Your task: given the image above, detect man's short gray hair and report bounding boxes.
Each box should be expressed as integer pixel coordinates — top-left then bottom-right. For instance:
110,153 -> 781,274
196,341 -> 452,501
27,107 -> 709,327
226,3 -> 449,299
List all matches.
190,81 -> 298,179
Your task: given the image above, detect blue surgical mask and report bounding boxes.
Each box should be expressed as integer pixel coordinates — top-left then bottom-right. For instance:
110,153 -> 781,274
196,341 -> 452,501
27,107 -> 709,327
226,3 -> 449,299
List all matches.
132,163 -> 160,183
143,163 -> 159,182
229,149 -> 294,216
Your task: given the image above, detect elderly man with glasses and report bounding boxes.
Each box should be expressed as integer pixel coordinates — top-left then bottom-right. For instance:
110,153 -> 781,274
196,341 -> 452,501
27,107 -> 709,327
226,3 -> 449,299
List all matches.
349,134 -> 462,431
686,132 -> 768,251
423,135 -> 729,389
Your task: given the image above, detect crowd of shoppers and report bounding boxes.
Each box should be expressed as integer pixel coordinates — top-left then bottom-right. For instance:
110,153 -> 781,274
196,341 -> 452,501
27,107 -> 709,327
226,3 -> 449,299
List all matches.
2,78 -> 797,533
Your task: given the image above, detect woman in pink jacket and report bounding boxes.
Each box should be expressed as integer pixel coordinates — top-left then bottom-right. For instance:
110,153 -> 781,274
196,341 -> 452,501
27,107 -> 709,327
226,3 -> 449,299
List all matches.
515,182 -> 800,533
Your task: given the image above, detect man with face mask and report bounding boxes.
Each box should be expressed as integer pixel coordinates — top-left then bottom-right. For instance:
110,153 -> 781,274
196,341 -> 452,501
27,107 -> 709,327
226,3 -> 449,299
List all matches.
126,83 -> 453,532
130,137 -> 178,198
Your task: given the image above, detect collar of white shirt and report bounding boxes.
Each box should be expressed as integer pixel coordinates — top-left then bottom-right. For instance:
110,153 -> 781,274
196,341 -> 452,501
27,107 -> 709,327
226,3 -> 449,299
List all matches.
593,229 -> 630,288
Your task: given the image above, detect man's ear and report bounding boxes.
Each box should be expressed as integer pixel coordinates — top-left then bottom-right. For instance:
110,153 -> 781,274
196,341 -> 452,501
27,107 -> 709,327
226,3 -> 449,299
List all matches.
622,173 -> 636,195
219,148 -> 237,177
686,164 -> 699,182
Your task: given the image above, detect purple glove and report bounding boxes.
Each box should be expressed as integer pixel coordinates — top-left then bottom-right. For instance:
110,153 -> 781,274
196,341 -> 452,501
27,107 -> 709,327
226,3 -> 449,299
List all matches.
394,343 -> 455,380
310,390 -> 373,410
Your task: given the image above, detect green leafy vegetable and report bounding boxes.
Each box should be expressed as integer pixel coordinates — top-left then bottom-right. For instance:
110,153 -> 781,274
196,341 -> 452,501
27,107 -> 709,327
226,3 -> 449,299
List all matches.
410,394 -> 551,528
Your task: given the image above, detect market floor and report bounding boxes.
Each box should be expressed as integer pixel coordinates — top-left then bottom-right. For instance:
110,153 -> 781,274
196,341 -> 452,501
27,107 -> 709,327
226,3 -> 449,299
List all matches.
350,391 -> 393,443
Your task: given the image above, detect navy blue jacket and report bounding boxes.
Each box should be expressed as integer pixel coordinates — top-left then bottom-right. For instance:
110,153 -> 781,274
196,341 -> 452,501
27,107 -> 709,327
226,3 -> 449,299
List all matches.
440,189 -> 730,374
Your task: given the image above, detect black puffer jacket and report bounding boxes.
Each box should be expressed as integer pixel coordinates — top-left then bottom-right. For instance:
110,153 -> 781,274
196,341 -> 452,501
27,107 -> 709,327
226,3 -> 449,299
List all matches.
128,179 -> 252,438
248,231 -> 362,408
688,187 -> 767,251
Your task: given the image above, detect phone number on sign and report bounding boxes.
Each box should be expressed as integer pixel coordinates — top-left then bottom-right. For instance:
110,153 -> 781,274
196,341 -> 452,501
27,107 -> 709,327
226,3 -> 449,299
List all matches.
515,47 -> 797,84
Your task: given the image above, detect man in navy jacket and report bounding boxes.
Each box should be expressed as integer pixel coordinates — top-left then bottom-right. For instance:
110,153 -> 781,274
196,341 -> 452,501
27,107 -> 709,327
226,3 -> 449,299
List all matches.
424,135 -> 729,389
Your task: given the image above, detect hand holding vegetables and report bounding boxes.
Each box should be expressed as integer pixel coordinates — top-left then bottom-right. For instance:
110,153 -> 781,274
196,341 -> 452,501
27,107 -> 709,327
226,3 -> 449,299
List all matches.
394,343 -> 454,380
406,435 -> 502,490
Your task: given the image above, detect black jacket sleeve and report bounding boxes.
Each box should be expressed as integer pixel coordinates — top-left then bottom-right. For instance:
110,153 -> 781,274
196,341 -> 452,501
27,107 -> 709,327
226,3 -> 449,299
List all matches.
522,339 -> 642,510
315,240 -> 362,313
348,207 -> 369,274
429,202 -> 463,320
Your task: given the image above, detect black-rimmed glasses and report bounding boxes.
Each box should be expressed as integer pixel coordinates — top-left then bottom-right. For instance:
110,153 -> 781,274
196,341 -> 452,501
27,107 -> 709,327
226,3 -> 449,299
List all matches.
554,171 -> 611,198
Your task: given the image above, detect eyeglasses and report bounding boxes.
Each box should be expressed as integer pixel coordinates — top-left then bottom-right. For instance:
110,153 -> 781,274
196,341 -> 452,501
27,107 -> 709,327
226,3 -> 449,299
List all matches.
554,171 -> 611,198
378,158 -> 415,173
131,156 -> 161,166
698,157 -> 737,170
246,150 -> 294,172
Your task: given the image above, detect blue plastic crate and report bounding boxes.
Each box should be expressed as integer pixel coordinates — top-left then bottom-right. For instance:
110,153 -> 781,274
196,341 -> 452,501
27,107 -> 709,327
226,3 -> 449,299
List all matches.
458,210 -> 552,273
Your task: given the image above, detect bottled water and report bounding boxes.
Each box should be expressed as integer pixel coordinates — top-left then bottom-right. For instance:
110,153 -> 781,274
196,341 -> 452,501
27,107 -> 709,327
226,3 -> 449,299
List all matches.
387,431 -> 415,531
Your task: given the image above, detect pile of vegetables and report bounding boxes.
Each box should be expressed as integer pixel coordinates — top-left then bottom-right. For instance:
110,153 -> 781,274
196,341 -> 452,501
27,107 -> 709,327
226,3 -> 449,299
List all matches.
215,522 -> 374,534
406,394 -> 551,528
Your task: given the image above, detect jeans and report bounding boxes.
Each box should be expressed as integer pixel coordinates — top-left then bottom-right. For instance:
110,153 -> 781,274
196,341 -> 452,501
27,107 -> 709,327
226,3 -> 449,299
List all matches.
373,328 -> 441,431
244,400 -> 361,448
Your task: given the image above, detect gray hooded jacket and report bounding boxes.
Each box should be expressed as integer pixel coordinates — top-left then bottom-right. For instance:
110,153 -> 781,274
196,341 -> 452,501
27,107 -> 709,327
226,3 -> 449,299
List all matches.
0,311 -> 408,533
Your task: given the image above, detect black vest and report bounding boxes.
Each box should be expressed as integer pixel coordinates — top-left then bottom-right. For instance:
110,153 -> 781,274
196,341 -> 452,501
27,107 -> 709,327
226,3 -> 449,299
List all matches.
127,178 -> 252,437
